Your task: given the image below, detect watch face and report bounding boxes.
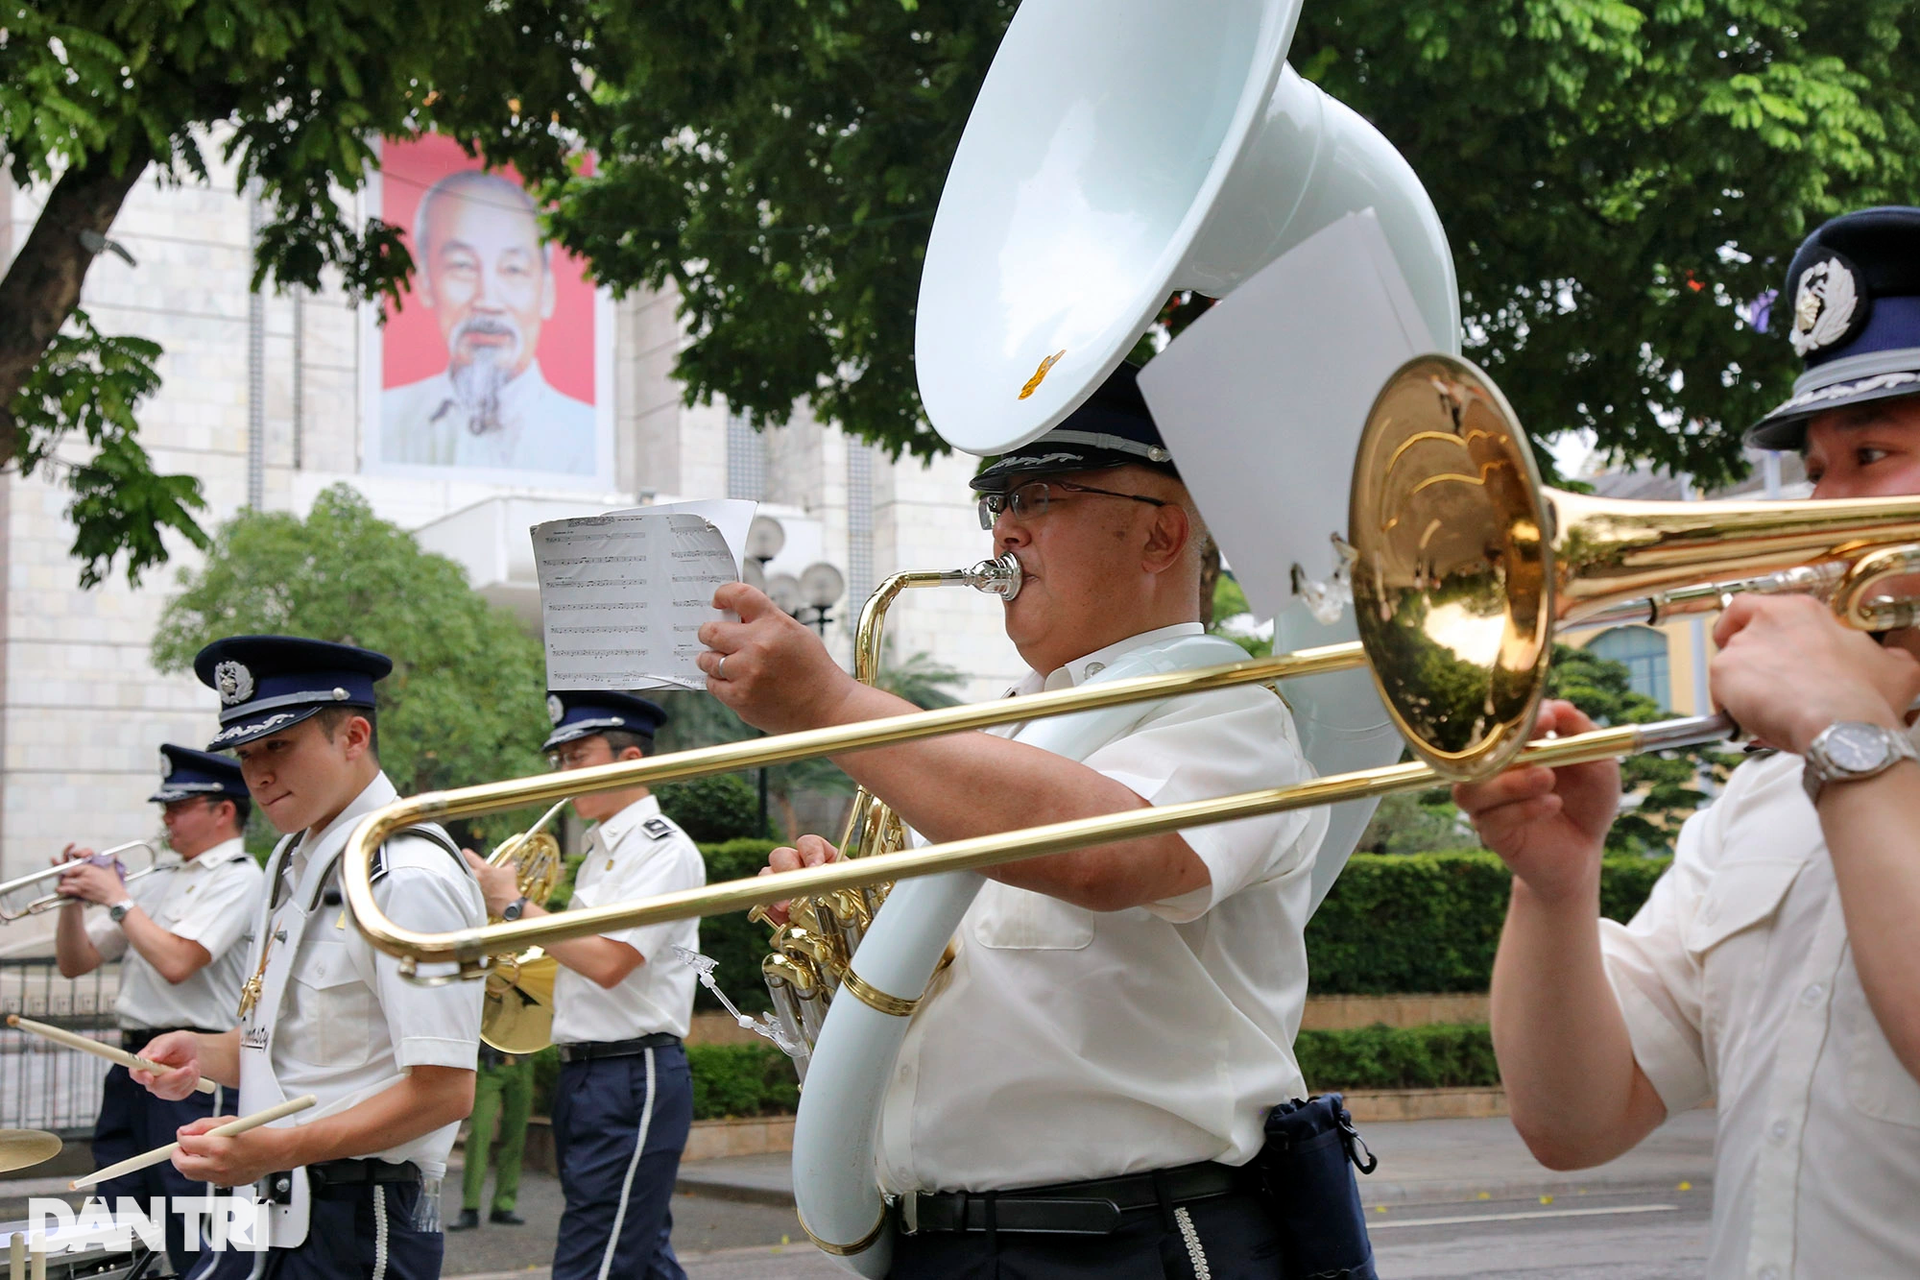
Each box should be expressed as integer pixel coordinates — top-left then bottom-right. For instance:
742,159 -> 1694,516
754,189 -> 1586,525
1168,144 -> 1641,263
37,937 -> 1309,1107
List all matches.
1825,723 -> 1891,772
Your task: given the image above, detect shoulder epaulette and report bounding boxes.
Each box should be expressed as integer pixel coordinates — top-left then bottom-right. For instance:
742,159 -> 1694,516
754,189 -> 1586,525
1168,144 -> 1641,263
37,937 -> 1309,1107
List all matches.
641,816 -> 676,841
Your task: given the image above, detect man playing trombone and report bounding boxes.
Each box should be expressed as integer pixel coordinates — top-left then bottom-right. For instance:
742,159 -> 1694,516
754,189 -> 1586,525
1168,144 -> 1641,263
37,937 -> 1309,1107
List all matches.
702,364 -> 1330,1277
53,745 -> 264,1275
1455,207 -> 1920,1279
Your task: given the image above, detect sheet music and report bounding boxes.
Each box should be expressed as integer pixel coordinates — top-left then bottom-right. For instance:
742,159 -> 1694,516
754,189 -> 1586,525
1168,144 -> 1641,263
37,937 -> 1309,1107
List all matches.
532,499 -> 756,691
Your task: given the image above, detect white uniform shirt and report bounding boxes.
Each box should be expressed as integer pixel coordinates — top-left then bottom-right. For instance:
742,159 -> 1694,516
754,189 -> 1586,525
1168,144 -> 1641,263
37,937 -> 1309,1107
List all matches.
379,360 -> 597,475
1600,723 -> 1920,1280
875,623 -> 1329,1194
252,773 -> 485,1180
551,795 -> 704,1045
84,838 -> 263,1032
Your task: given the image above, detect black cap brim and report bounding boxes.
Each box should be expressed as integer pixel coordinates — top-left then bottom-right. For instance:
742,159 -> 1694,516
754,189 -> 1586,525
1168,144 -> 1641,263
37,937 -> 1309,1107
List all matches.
1745,369 -> 1920,451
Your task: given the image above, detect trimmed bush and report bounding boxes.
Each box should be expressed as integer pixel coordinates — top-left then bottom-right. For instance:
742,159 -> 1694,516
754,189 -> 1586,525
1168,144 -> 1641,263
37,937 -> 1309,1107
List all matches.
693,839 -> 783,1012
1304,852 -> 1669,994
659,774 -> 769,842
1297,1023 -> 1499,1091
688,1043 -> 801,1120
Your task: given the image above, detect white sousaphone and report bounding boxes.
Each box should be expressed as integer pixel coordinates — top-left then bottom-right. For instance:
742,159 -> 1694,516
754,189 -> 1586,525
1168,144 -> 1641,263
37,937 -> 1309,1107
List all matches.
793,0 -> 1462,1270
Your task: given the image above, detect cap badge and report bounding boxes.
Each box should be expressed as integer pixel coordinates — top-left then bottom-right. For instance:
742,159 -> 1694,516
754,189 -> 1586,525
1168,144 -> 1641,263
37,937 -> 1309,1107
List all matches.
547,694 -> 565,725
1019,349 -> 1066,400
1790,256 -> 1861,357
213,660 -> 255,706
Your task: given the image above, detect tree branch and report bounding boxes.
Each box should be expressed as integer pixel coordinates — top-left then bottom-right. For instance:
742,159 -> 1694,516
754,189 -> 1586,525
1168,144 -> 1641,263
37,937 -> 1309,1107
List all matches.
0,134 -> 155,465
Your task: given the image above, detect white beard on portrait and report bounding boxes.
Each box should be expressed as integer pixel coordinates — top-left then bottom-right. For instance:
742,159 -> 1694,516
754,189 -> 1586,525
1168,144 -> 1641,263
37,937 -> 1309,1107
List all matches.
440,315 -> 525,434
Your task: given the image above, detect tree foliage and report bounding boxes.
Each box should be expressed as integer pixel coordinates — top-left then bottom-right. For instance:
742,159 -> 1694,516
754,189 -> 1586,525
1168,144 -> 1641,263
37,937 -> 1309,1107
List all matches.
1,0 -> 606,584
561,0 -> 1917,484
149,484 -> 552,846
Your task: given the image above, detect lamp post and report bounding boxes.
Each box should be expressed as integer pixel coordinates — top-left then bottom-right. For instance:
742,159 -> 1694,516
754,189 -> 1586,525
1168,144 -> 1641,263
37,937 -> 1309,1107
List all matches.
742,515 -> 788,835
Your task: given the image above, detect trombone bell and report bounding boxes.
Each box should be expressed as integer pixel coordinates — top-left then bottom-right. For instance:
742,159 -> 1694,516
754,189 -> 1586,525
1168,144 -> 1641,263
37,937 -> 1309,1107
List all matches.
1351,354 -> 1920,778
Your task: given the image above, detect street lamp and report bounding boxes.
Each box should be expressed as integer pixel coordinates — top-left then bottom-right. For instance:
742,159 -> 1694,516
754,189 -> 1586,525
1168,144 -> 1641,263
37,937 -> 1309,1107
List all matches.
797,563 -> 847,636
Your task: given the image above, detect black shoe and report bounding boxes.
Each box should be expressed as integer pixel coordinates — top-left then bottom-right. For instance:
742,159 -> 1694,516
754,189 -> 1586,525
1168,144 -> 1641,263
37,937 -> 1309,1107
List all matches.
448,1209 -> 481,1232
489,1209 -> 526,1226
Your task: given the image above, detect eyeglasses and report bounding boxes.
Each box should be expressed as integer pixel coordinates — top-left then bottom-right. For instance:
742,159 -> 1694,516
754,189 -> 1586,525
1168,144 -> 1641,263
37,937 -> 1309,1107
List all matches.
977,480 -> 1169,531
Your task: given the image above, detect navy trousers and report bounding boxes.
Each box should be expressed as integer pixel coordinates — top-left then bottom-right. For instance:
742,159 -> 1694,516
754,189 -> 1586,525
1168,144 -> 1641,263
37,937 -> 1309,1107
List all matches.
551,1045 -> 693,1280
889,1189 -> 1287,1280
185,1179 -> 443,1280
93,1062 -> 218,1274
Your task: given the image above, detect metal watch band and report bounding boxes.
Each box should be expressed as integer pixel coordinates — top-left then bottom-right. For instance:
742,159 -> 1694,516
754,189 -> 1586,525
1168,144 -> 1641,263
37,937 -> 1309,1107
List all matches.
1803,722 -> 1919,805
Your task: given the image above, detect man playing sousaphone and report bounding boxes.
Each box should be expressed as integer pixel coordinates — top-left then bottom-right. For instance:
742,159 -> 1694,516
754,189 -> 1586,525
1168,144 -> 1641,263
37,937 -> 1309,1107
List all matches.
702,364 -> 1344,1278
1456,207 -> 1920,1279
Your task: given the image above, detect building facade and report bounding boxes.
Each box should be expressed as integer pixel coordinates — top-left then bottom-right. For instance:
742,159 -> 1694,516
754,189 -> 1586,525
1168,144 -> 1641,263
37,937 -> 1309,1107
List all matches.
0,159 -> 1022,924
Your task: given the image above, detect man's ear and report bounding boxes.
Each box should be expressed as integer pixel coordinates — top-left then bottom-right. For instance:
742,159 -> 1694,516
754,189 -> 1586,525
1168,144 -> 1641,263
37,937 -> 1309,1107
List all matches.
618,745 -> 646,763
340,714 -> 376,762
1141,501 -> 1191,574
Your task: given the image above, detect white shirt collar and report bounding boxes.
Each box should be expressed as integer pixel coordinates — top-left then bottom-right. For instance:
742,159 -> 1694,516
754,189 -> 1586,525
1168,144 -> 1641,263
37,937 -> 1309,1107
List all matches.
1029,623 -> 1208,694
291,772 -> 399,873
591,793 -> 662,851
179,837 -> 248,871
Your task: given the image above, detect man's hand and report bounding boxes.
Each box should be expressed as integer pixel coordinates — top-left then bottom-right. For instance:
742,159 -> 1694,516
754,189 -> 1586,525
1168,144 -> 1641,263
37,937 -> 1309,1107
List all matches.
697,584 -> 861,734
132,1031 -> 206,1101
757,835 -> 842,926
462,849 -> 523,918
1711,594 -> 1920,754
173,1117 -> 293,1187
57,861 -> 128,907
1452,700 -> 1620,904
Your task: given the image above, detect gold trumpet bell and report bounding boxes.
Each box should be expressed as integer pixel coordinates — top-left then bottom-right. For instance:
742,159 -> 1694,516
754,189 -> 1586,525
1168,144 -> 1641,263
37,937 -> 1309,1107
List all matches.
482,947 -> 558,1055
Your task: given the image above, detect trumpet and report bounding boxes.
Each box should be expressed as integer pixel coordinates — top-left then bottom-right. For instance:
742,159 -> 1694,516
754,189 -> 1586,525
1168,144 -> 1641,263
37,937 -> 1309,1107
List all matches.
339,353 -> 1920,976
0,841 -> 160,923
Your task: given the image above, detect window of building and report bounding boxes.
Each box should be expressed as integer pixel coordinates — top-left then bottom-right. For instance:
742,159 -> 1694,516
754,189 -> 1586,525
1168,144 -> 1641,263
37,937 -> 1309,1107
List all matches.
1587,625 -> 1671,708
727,412 -> 766,501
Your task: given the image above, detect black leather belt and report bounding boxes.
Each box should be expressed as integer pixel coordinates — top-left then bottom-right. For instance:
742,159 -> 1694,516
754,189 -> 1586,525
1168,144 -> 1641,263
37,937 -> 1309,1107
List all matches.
556,1032 -> 680,1063
307,1159 -> 422,1199
122,1027 -> 214,1051
896,1160 -> 1249,1236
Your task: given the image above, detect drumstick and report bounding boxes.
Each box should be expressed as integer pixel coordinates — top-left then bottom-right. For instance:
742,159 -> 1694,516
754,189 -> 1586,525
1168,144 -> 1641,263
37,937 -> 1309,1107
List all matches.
69,1094 -> 317,1190
6,1015 -> 217,1095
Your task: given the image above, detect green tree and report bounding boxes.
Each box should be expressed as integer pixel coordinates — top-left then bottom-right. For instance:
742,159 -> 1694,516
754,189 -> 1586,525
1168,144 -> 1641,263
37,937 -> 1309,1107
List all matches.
1,2 -> 603,585
560,0 -> 1915,484
149,484 -> 551,846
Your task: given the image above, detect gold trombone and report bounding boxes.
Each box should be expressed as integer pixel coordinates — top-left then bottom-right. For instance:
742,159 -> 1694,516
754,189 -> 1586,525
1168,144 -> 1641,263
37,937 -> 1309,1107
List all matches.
340,355 -> 1920,977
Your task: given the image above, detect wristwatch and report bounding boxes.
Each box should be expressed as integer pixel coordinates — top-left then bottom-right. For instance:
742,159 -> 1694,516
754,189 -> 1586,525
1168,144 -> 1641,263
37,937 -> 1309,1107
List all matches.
1802,721 -> 1919,804
501,896 -> 530,922
108,900 -> 135,924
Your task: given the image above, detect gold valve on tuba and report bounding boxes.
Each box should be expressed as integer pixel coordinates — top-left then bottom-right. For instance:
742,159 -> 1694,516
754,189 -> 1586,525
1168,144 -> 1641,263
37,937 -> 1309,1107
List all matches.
753,554 -> 1022,1074
478,799 -> 568,1054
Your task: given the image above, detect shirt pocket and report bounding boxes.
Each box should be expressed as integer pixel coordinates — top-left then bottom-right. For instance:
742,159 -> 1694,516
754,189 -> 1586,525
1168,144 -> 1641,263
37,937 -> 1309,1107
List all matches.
286,937 -> 376,1069
970,885 -> 1095,951
1841,968 -> 1920,1128
1684,858 -> 1804,957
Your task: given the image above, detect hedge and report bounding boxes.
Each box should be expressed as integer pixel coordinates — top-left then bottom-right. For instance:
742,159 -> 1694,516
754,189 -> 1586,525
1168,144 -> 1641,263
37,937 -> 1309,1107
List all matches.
527,1025 -> 1505,1120
1296,1023 -> 1498,1091
685,846 -> 1672,1007
1301,852 -> 1669,994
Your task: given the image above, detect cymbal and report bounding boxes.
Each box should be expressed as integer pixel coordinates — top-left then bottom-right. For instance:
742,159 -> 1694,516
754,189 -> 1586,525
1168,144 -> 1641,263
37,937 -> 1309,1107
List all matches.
0,1128 -> 62,1173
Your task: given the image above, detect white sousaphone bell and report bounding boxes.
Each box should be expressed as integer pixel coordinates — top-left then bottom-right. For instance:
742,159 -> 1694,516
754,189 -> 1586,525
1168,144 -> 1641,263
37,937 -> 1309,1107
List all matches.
796,0 -> 1462,1271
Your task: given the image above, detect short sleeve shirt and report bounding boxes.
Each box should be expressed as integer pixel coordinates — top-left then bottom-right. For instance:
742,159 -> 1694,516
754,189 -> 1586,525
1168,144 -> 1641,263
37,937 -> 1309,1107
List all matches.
550,795 -> 705,1044
85,839 -> 264,1032
1600,725 -> 1920,1279
875,623 -> 1329,1193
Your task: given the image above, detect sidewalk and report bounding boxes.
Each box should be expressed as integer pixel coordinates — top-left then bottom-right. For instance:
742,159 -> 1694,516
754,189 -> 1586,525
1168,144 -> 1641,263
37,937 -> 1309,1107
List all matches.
673,1108 -> 1716,1210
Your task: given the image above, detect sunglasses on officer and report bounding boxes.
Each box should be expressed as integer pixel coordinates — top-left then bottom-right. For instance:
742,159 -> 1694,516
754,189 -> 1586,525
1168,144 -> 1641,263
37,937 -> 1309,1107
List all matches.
977,479 -> 1170,531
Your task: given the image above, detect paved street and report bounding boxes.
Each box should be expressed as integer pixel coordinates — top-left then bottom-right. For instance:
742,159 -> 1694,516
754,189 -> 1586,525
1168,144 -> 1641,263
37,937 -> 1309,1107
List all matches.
0,1111 -> 1715,1277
